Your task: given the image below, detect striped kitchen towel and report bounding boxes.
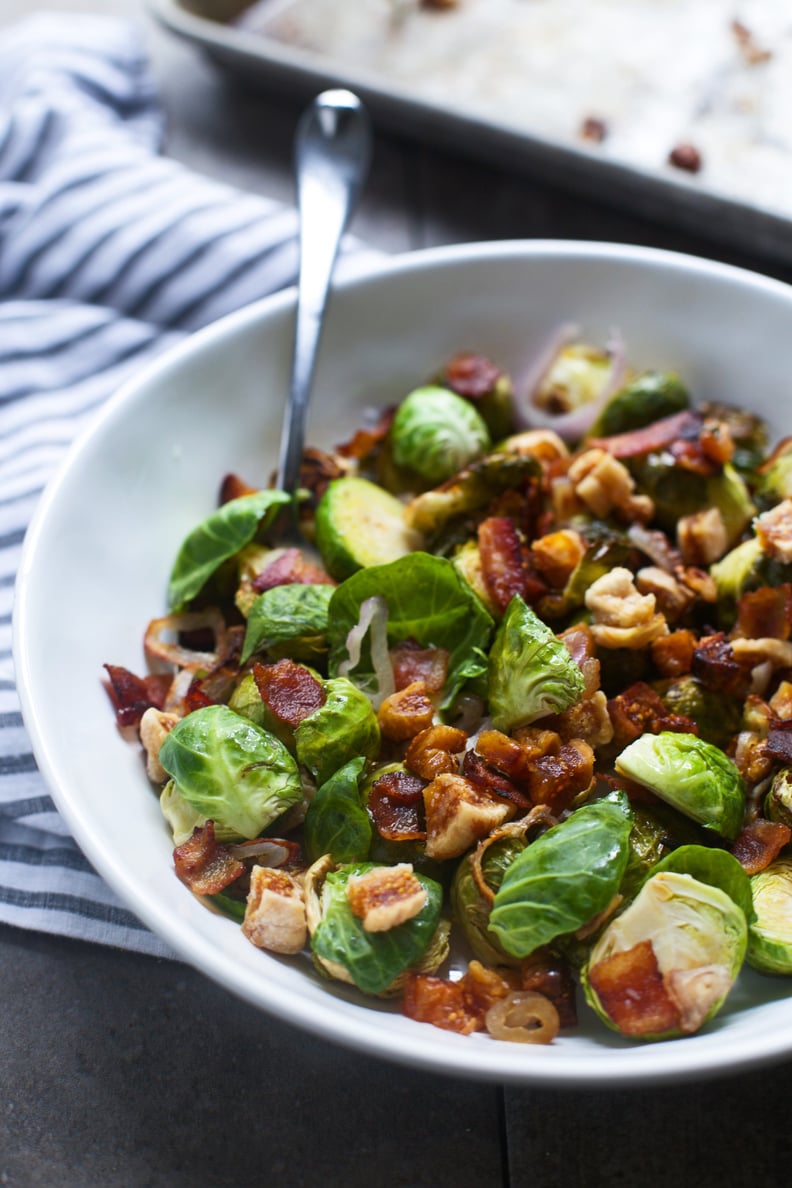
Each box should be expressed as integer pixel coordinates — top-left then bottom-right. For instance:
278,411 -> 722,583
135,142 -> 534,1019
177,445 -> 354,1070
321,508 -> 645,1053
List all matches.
0,13 -> 375,956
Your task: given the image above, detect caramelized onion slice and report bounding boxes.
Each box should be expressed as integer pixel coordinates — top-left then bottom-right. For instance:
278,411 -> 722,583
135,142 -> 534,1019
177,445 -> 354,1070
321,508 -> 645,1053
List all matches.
485,990 -> 560,1045
144,609 -> 226,672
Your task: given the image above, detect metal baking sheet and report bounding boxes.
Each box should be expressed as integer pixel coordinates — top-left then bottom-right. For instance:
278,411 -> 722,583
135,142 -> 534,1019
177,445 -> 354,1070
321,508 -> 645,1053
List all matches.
149,0 -> 792,267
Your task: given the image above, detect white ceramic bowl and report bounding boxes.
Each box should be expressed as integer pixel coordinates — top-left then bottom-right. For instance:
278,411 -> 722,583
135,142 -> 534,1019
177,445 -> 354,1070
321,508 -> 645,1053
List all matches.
14,241 -> 792,1085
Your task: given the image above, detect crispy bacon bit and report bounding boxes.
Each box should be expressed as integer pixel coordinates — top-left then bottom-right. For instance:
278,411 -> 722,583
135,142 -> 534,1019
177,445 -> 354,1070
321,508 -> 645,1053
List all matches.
251,547 -> 335,592
731,819 -> 792,875
767,723 -> 792,765
390,639 -> 449,693
521,951 -> 578,1027
462,748 -> 533,811
173,821 -> 245,896
219,472 -> 257,503
587,939 -> 681,1037
367,770 -> 427,841
103,664 -> 170,728
335,407 -> 395,461
378,680 -> 436,741
587,410 -> 702,459
478,516 -> 531,614
403,961 -> 514,1035
297,447 -> 347,505
736,585 -> 792,642
252,658 -> 325,727
442,351 -> 502,400
347,863 -> 427,932
404,724 -> 467,780
651,629 -> 696,678
607,681 -> 697,751
692,633 -> 752,697
472,729 -> 594,811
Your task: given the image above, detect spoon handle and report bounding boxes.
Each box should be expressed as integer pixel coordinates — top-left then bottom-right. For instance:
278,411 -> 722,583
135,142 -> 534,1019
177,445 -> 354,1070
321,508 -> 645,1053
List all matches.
277,89 -> 372,499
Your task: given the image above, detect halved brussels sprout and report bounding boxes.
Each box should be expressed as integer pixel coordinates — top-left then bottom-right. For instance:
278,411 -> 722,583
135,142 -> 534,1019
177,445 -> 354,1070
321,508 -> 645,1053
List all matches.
488,595 -> 585,732
746,857 -> 792,975
160,779 -> 207,845
582,870 -> 747,1039
303,756 -> 371,865
404,453 -> 540,539
615,731 -> 745,840
533,341 -> 614,416
588,371 -> 689,438
306,858 -> 446,996
390,386 -> 491,485
451,835 -> 527,967
295,677 -> 380,787
655,676 -> 742,751
757,438 -> 792,504
631,458 -> 754,543
158,704 -> 303,840
765,769 -> 792,829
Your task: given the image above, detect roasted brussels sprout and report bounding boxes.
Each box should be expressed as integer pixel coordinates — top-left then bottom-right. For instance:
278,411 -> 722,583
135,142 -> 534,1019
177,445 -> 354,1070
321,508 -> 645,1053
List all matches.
306,858 -> 446,995
390,386 -> 491,485
404,453 -> 540,539
160,779 -> 206,845
488,595 -> 585,732
294,676 -> 380,787
533,341 -> 614,416
765,769 -> 792,829
241,583 -> 334,664
615,731 -> 745,840
746,857 -> 792,975
757,437 -> 792,504
588,371 -> 689,438
158,704 -> 303,840
582,870 -> 747,1039
303,756 -> 372,865
488,796 -> 632,958
632,458 -> 754,543
655,676 -> 742,750
451,834 -> 527,966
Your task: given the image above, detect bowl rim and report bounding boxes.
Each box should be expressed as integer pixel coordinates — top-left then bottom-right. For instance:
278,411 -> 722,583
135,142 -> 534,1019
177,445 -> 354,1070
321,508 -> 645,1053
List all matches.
14,237 -> 792,1086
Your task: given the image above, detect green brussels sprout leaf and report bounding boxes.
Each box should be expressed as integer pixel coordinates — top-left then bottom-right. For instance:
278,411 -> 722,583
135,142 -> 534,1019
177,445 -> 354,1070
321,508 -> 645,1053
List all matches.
648,844 -> 755,922
311,863 -> 443,995
241,583 -> 334,664
488,595 -> 585,732
295,676 -> 380,786
158,704 -> 302,840
488,796 -> 632,958
168,490 -> 290,611
303,756 -> 371,865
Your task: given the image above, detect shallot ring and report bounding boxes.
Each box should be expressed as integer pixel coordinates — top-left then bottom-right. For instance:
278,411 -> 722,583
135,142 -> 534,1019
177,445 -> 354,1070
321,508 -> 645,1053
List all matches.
485,991 -> 560,1045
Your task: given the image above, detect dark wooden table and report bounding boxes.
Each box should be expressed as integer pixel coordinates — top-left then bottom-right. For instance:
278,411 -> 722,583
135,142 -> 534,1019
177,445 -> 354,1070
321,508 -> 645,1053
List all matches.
3,4 -> 792,1184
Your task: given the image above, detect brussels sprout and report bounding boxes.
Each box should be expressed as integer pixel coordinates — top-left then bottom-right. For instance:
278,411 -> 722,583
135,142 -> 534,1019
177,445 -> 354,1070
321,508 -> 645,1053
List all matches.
765,769 -> 792,829
533,341 -> 614,415
390,386 -> 491,485
631,458 -> 754,543
698,401 -> 768,473
295,677 -> 380,787
655,676 -> 742,750
649,844 -> 754,922
588,371 -> 689,438
404,453 -> 540,538
746,857 -> 792,975
615,731 -> 745,840
227,672 -> 267,727
710,536 -> 792,613
757,438 -> 792,503
488,595 -> 585,732
241,584 -> 334,664
559,530 -> 632,612
619,806 -> 678,901
308,860 -> 445,995
451,835 -> 527,966
168,489 -> 290,611
582,870 -> 747,1039
160,779 -> 207,845
488,796 -> 632,958
158,704 -> 303,840
303,756 -> 371,864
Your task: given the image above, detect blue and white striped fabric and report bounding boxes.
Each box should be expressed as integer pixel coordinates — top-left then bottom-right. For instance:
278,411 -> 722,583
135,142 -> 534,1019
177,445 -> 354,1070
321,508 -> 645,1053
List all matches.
0,14 -> 372,955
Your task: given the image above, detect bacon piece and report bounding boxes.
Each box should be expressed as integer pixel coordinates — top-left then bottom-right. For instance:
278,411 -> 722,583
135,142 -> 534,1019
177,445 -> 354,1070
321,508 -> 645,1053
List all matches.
691,633 -> 752,697
461,749 -> 532,811
335,407 -> 395,460
521,951 -> 578,1028
607,681 -> 697,751
403,961 -> 514,1035
731,819 -> 792,875
252,658 -> 325,728
767,723 -> 792,765
404,724 -> 467,780
378,680 -> 436,742
478,516 -> 530,615
587,939 -> 681,1037
443,351 -> 502,400
586,410 -> 702,459
173,821 -> 245,895
367,769 -> 427,841
219,472 -> 257,503
298,447 -> 347,506
251,547 -> 335,592
103,664 -> 171,728
390,640 -> 449,693
736,586 -> 792,642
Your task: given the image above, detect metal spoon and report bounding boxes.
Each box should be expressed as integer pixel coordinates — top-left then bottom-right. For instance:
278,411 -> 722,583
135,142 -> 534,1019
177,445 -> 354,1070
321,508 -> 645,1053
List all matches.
274,89 -> 372,544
